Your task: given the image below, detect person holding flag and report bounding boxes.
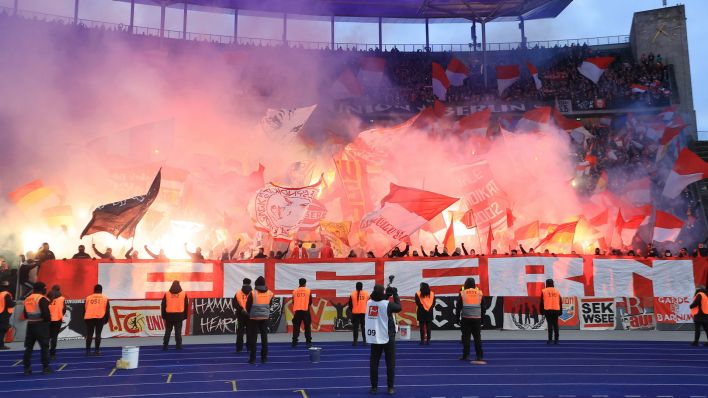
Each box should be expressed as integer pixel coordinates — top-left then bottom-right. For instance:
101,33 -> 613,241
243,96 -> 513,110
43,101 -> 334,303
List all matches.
161,281 -> 188,350
366,284 -> 401,395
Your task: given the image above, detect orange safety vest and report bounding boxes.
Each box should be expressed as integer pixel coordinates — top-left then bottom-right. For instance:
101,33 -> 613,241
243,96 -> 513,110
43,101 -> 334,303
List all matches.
235,290 -> 249,310
249,290 -> 274,320
691,292 -> 708,316
84,293 -> 108,319
165,291 -> 186,313
416,291 -> 435,311
49,296 -> 65,322
292,287 -> 311,312
24,293 -> 47,322
542,287 -> 561,311
0,291 -> 13,314
461,287 -> 483,318
350,290 -> 369,314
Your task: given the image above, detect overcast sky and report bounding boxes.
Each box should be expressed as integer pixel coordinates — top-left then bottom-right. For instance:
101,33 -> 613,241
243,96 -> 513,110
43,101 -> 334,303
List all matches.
4,0 -> 707,139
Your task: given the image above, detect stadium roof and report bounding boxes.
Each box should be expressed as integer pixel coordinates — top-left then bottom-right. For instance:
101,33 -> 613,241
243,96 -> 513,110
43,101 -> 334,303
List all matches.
123,0 -> 573,21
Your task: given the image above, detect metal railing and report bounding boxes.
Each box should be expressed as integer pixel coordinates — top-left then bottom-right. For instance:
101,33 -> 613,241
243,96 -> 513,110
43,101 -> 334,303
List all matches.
1,6 -> 630,53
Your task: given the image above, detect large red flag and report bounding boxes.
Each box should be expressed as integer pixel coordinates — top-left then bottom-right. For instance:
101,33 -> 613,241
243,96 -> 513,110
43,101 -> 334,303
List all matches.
534,221 -> 578,250
662,148 -> 708,198
360,183 -> 458,242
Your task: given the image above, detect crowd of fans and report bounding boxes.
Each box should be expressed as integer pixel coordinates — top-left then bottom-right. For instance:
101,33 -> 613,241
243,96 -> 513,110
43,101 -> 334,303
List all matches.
0,7 -> 673,112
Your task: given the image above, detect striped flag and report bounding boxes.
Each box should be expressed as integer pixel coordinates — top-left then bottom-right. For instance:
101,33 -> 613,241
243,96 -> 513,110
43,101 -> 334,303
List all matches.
446,57 -> 470,86
653,210 -> 683,242
661,148 -> 708,198
527,62 -> 542,90
495,64 -> 520,95
442,221 -> 455,254
578,57 -> 614,84
432,62 -> 450,101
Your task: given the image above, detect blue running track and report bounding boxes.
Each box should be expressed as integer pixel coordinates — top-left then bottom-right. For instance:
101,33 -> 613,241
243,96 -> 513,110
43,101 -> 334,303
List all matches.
1,340 -> 707,398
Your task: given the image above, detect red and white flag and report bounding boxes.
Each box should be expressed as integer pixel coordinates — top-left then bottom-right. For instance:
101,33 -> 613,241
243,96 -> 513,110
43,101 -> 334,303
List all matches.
360,183 -> 458,242
432,62 -> 450,101
578,57 -> 614,84
496,64 -> 520,95
446,57 -> 470,87
456,108 -> 491,137
358,57 -> 386,86
330,69 -> 363,99
527,62 -> 542,90
552,108 -> 592,144
662,148 -> 708,198
516,106 -> 552,132
653,210 -> 683,242
630,84 -> 648,93
614,210 -> 649,246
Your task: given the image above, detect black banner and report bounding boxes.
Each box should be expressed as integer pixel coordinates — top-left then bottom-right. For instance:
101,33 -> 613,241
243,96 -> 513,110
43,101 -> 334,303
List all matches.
192,298 -> 283,335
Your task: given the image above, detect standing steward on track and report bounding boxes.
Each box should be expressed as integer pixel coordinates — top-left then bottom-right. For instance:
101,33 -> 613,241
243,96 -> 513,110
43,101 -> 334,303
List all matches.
233,278 -> 252,353
0,285 -> 15,350
366,283 -> 401,395
690,285 -> 708,346
540,278 -> 562,345
456,278 -> 484,361
291,278 -> 313,348
84,284 -> 110,356
415,282 -> 435,345
47,285 -> 65,359
246,276 -> 273,364
161,280 -> 189,350
348,282 -> 368,346
22,282 -> 52,375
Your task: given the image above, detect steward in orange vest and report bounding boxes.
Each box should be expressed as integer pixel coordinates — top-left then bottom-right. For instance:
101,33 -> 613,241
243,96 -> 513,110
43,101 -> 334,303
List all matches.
0,286 -> 16,350
348,282 -> 369,346
291,278 -> 313,347
84,284 -> 110,356
161,280 -> 189,351
415,282 -> 435,345
47,285 -> 66,359
456,278 -> 484,361
540,279 -> 562,345
245,276 -> 273,364
233,278 -> 252,352
690,285 -> 708,346
22,282 -> 52,374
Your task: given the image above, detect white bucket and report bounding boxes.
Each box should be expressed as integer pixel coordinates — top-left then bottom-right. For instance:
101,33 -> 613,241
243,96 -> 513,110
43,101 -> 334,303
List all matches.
398,325 -> 411,340
121,346 -> 140,369
308,347 -> 322,363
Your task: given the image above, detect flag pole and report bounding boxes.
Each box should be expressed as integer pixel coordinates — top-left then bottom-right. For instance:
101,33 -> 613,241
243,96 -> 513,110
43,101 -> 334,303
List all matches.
468,209 -> 484,254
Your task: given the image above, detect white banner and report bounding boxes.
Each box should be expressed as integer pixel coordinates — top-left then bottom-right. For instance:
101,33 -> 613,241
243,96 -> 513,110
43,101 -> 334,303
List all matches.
487,257 -> 585,297
98,262 -> 218,299
273,261 -> 377,297
579,297 -> 616,330
384,258 -> 479,296
223,262 -> 265,298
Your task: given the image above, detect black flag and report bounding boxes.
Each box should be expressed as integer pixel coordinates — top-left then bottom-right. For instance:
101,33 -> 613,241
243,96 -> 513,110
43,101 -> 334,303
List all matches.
80,169 -> 161,239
